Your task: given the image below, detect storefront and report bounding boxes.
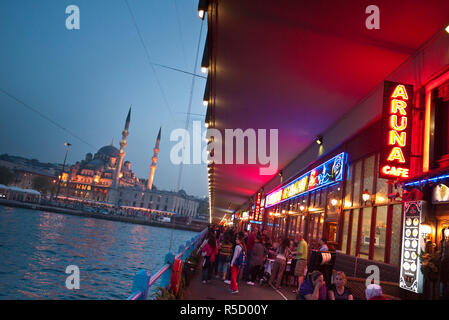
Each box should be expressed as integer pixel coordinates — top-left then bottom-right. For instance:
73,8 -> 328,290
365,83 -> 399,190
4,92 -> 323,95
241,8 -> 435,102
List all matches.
233,31 -> 449,298
262,152 -> 346,248
399,70 -> 449,298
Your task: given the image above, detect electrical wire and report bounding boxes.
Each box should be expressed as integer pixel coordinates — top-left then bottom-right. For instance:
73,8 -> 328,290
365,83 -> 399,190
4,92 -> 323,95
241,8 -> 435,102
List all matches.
173,0 -> 188,68
176,19 -> 205,193
0,87 -> 97,151
124,0 -> 176,122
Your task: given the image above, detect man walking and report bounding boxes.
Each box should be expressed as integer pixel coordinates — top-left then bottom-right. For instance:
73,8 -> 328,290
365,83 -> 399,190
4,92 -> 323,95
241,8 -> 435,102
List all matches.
243,227 -> 258,280
294,233 -> 308,293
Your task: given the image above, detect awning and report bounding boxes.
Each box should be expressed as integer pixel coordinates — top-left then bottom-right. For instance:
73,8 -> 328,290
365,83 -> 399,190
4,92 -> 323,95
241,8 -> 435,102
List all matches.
206,0 -> 449,220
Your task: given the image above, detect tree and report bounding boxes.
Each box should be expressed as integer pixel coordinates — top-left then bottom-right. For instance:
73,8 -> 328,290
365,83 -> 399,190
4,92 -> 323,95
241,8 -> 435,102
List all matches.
32,176 -> 55,195
197,200 -> 209,218
0,166 -> 14,185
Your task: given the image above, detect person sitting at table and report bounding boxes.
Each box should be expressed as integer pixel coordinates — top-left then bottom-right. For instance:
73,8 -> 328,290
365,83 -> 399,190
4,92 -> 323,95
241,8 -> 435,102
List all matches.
328,271 -> 353,300
297,270 -> 327,300
365,284 -> 387,300
319,238 -> 329,251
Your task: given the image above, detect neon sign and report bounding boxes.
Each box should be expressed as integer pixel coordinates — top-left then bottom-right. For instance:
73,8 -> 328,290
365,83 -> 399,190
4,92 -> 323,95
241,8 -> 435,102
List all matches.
380,81 -> 413,179
265,152 -> 346,207
254,192 -> 262,221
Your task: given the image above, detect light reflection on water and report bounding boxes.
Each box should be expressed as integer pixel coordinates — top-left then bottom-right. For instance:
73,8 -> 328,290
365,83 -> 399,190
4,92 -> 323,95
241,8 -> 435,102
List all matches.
0,206 -> 198,300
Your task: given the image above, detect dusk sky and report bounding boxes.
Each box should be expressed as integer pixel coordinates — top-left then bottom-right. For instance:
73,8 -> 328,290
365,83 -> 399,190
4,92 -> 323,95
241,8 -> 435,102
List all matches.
0,0 -> 208,198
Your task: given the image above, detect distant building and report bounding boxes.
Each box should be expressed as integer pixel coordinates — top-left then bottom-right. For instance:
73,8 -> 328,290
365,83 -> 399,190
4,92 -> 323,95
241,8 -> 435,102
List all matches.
117,188 -> 199,218
0,184 -> 41,203
0,154 -> 58,190
55,108 -> 201,218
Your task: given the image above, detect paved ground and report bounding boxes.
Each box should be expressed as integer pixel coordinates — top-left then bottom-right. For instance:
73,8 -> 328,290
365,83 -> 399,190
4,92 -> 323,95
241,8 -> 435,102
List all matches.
183,261 -> 297,300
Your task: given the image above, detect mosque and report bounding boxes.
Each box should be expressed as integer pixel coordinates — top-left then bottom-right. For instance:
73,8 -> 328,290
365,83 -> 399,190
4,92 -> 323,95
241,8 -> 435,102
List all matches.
61,108 -> 199,218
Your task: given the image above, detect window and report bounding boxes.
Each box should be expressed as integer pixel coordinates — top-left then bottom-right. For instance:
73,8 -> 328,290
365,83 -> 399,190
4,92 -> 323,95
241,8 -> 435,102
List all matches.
344,165 -> 353,208
433,81 -> 449,169
341,210 -> 350,253
390,204 -> 403,266
359,207 -> 372,259
374,206 -> 388,262
363,155 -> 375,194
350,210 -> 359,256
376,158 -> 389,205
352,161 -> 362,207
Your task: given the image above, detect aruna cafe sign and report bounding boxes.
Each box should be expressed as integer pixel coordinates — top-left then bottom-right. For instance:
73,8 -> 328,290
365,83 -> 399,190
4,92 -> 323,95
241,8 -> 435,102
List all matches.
380,81 -> 413,180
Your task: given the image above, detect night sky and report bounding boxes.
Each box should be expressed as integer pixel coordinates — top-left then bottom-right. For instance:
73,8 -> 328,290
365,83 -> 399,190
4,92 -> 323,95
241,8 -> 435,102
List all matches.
0,0 -> 208,198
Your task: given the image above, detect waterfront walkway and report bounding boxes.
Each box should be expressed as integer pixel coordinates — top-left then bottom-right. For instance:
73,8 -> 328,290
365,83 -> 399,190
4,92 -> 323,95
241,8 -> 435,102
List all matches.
183,261 -> 296,300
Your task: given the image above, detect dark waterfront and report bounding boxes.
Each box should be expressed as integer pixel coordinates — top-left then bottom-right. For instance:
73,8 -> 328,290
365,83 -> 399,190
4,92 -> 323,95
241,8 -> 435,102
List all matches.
0,205 -> 197,299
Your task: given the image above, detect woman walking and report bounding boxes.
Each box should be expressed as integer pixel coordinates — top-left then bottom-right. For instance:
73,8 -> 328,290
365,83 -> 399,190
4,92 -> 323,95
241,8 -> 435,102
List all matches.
217,232 -> 233,280
201,233 -> 218,284
268,238 -> 291,289
247,235 -> 266,285
229,232 -> 247,294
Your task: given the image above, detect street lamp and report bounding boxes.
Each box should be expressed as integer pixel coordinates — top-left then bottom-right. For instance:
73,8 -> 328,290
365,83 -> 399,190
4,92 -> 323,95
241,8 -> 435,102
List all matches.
55,142 -> 71,202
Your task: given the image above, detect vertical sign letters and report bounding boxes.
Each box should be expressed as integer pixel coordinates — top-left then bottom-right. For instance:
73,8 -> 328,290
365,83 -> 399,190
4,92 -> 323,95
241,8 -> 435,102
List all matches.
380,81 -> 413,180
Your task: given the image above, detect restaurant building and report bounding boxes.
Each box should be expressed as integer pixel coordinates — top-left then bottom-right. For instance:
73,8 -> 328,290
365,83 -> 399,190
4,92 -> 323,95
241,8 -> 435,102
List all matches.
232,28 -> 449,297
200,0 -> 449,298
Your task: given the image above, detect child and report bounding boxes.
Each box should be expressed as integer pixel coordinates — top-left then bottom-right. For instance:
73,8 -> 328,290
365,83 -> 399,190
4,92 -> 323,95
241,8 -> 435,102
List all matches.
229,233 -> 247,294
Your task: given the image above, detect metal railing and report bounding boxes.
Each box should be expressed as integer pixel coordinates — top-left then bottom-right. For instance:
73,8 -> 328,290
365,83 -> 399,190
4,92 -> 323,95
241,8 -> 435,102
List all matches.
127,227 -> 208,300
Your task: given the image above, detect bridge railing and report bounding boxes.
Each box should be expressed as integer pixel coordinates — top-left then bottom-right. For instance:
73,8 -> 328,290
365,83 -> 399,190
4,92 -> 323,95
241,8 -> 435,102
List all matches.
127,227 -> 208,300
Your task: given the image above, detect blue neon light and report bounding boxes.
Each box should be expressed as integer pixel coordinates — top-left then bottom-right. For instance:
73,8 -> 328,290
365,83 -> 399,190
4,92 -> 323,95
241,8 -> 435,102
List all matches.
404,174 -> 449,187
265,152 -> 347,208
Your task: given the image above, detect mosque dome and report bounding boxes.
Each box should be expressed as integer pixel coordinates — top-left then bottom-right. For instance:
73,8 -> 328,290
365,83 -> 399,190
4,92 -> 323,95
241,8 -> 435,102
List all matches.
96,145 -> 120,158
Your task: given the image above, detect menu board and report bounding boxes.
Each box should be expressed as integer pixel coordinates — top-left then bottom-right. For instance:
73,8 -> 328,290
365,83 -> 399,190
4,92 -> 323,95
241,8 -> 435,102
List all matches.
399,201 -> 424,294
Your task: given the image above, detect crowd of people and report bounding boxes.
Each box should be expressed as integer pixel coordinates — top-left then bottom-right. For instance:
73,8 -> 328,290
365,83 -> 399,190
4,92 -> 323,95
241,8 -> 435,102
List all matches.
198,224 -> 388,300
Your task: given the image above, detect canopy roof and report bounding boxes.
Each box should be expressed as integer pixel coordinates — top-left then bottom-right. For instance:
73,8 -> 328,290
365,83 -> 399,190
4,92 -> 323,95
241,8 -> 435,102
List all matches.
207,0 -> 449,220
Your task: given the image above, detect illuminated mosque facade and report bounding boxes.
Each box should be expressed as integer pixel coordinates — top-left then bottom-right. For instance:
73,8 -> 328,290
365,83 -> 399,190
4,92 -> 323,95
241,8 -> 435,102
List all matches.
60,108 -> 199,218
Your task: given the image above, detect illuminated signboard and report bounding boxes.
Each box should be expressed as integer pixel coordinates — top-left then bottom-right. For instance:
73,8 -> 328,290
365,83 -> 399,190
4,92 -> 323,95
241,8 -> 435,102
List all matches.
254,192 -> 262,221
399,201 -> 425,294
432,184 -> 449,203
380,81 -> 413,179
265,152 -> 346,208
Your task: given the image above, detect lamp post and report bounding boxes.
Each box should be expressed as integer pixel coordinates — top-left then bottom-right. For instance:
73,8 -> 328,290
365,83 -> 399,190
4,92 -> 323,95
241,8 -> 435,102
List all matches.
54,142 -> 71,202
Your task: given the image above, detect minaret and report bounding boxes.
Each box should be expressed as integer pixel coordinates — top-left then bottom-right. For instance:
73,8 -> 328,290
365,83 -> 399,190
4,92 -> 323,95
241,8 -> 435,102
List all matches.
113,107 -> 131,188
147,127 -> 161,190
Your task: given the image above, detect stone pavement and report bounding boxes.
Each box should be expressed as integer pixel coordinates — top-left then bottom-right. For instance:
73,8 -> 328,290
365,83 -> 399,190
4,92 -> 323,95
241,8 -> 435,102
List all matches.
183,262 -> 297,300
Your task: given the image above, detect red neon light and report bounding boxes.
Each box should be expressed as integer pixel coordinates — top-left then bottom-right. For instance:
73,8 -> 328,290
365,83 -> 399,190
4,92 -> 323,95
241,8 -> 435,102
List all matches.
388,130 -> 406,147
387,147 -> 406,163
380,82 -> 413,180
391,84 -> 409,100
390,99 -> 408,115
381,165 -> 409,178
390,115 -> 407,131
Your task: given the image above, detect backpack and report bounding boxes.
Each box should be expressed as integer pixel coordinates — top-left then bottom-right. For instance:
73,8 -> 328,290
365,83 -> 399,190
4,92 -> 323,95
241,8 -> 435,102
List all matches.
234,246 -> 247,268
